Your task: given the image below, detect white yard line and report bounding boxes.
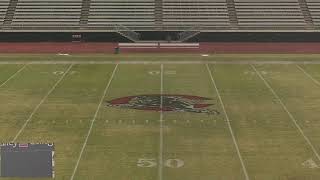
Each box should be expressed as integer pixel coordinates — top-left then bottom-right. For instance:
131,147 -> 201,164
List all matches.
296,65 -> 320,87
70,64 -> 119,180
251,64 -> 320,162
13,64 -> 74,142
206,64 -> 250,180
159,64 -> 164,180
2,60 -> 320,65
0,64 -> 27,88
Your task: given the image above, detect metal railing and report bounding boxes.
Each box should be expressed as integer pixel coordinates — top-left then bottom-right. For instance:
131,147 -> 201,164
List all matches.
114,24 -> 140,42
178,26 -> 201,42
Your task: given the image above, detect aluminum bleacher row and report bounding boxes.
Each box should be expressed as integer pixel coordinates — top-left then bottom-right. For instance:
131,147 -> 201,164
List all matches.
11,0 -> 81,29
88,0 -> 155,30
162,0 -> 230,30
307,0 -> 320,26
235,0 -> 306,29
0,0 -> 320,31
0,0 -> 9,24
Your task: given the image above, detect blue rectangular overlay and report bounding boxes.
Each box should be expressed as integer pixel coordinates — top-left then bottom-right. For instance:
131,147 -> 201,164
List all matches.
0,143 -> 54,178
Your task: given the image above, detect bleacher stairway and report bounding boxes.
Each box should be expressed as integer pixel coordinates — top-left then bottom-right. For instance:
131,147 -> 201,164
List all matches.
298,0 -> 314,29
79,0 -> 90,27
3,0 -> 17,27
226,0 -> 238,29
155,0 -> 163,30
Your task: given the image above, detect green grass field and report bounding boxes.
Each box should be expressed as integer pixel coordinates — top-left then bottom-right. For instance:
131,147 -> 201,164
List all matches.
1,54 -> 320,180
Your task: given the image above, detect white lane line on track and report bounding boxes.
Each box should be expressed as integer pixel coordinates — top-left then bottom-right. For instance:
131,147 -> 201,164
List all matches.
0,64 -> 27,88
296,65 -> 320,87
159,64 -> 164,180
70,63 -> 119,180
206,64 -> 250,180
13,64 -> 74,142
251,64 -> 320,162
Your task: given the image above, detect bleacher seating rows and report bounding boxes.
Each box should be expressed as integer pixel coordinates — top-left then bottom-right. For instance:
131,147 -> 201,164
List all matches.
235,0 -> 306,29
0,0 -> 320,31
12,0 -> 81,28
0,0 -> 9,24
162,0 -> 230,30
307,0 -> 320,26
88,0 -> 155,30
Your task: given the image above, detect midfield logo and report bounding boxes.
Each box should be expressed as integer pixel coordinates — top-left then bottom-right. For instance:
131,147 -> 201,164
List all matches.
106,94 -> 219,115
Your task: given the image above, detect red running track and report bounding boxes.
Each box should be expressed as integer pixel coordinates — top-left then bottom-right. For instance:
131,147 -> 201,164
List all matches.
0,42 -> 117,53
0,42 -> 319,54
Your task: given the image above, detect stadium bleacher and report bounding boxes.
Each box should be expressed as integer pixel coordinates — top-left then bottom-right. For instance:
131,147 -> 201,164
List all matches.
162,0 -> 230,30
307,0 -> 320,26
0,0 -> 9,25
0,0 -> 320,33
235,0 -> 307,30
88,0 -> 155,30
11,0 -> 81,29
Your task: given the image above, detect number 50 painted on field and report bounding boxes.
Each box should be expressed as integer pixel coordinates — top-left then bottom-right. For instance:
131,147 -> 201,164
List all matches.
137,158 -> 184,168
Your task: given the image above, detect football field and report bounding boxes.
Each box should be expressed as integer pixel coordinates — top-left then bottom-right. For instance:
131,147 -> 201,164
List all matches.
1,55 -> 320,180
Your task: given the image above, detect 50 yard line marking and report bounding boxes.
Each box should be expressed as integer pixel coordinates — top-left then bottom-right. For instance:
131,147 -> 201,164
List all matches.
0,64 -> 27,88
251,64 -> 320,162
70,64 -> 118,180
206,64 -> 250,180
13,64 -> 74,142
159,64 -> 164,180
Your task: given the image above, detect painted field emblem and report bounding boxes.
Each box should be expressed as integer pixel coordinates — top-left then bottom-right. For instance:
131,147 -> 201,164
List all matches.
106,94 -> 219,115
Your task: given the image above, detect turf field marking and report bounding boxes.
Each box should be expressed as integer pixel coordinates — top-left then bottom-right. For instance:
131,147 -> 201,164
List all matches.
53,70 -> 78,75
0,61 -> 296,65
206,64 -> 250,180
302,159 -> 319,169
13,64 -> 73,142
165,70 -> 176,75
0,64 -> 27,88
159,64 -> 164,180
137,158 -> 157,168
296,65 -> 320,87
4,60 -> 320,65
149,71 -> 160,75
149,70 -> 176,75
70,64 -> 118,180
251,64 -> 320,162
137,158 -> 184,168
53,71 -> 64,75
244,70 -> 268,75
165,159 -> 184,168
